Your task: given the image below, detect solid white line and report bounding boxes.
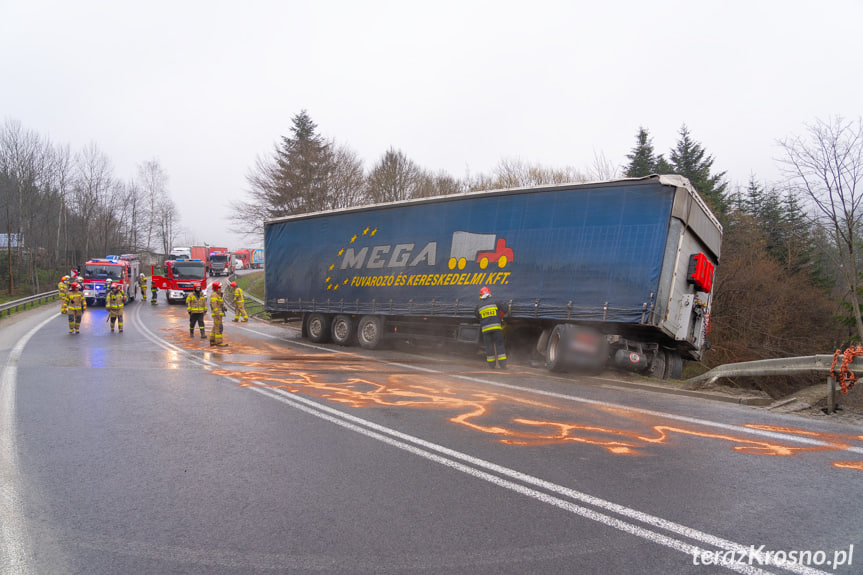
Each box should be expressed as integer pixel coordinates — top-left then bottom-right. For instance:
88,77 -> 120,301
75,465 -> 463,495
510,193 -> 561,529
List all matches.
0,312 -> 61,575
251,385 -> 828,575
138,314 -> 834,574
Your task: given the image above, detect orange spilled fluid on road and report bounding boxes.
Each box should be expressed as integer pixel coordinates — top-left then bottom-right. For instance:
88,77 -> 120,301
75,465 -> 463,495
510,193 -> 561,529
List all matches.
162,327 -> 863,472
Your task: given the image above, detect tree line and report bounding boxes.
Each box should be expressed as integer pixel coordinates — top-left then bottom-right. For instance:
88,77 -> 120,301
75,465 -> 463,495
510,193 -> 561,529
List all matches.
0,119 -> 178,293
4,109 -> 862,392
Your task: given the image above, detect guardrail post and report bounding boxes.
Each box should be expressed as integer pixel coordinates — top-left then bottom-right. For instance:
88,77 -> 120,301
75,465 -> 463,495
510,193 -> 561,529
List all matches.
827,375 -> 837,414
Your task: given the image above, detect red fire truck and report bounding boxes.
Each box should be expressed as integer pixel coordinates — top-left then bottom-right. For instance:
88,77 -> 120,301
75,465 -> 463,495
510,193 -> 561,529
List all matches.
80,254 -> 140,305
151,259 -> 208,304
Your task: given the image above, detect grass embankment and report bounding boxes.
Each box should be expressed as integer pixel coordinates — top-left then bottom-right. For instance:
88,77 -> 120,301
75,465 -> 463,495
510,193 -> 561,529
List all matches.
230,271 -> 268,319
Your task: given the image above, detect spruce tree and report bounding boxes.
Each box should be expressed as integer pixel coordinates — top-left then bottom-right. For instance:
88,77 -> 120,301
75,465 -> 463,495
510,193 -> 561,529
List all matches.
624,127 -> 657,177
669,125 -> 728,216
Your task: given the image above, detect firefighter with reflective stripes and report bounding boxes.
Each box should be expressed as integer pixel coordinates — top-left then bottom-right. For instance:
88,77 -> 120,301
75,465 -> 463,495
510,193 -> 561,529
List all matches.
150,275 -> 159,305
186,284 -> 207,338
208,281 -> 228,347
66,282 -> 86,334
230,281 -> 248,322
58,275 -> 69,314
475,286 -> 507,369
105,280 -> 126,333
137,273 -> 147,301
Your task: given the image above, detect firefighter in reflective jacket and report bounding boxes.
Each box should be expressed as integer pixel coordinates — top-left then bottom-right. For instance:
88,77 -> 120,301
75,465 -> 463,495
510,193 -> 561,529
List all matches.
150,275 -> 159,305
137,273 -> 147,301
66,282 -> 86,334
208,281 -> 228,347
58,275 -> 69,314
475,287 -> 507,369
230,281 -> 248,322
186,284 -> 207,338
105,280 -> 126,333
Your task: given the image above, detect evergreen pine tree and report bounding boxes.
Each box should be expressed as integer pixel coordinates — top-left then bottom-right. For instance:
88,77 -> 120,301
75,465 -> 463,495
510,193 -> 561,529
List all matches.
623,127 -> 658,177
669,125 -> 728,216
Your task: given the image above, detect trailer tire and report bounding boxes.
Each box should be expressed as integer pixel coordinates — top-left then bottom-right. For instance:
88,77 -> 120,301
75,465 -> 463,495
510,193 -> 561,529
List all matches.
306,313 -> 331,343
357,315 -> 384,350
665,352 -> 683,380
331,314 -> 355,346
650,350 -> 667,379
545,324 -> 568,372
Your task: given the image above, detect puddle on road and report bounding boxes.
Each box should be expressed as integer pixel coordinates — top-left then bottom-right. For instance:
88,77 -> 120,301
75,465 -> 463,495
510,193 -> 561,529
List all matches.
160,326 -> 863,473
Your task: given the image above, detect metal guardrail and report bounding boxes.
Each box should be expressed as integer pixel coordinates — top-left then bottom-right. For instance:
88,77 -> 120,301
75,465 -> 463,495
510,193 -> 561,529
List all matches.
686,355 -> 863,413
0,290 -> 60,317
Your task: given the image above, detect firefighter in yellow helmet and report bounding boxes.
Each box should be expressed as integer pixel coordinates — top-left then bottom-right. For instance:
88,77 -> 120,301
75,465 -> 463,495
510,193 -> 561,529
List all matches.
230,281 -> 248,322
208,281 -> 228,347
475,286 -> 507,369
58,275 -> 69,314
66,282 -> 86,334
186,284 -> 207,338
105,280 -> 126,333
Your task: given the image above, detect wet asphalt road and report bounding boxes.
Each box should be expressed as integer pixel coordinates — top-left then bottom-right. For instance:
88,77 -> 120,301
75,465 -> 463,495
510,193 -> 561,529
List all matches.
1,298 -> 862,575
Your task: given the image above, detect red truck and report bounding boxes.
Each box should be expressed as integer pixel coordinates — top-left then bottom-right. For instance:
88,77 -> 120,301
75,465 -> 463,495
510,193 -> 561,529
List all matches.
80,254 -> 140,305
231,248 -> 252,272
151,259 -> 208,304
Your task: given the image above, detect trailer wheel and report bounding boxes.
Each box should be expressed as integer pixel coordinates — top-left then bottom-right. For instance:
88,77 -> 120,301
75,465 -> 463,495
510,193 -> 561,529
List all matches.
545,324 -> 568,372
650,350 -> 667,379
665,352 -> 683,380
357,315 -> 384,350
306,313 -> 331,343
331,314 -> 355,346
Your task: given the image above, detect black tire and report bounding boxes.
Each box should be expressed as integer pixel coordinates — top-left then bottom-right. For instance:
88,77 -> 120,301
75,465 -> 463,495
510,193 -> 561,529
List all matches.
306,313 -> 331,343
331,314 -> 355,346
665,352 -> 683,380
357,315 -> 384,350
650,349 -> 667,379
545,324 -> 568,372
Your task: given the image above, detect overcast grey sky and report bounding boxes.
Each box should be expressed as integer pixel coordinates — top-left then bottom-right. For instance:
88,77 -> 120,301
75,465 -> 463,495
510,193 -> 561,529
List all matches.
1,0 -> 861,250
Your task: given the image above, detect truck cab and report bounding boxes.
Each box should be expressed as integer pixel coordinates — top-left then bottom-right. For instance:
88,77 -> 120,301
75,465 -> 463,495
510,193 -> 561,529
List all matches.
152,259 -> 208,304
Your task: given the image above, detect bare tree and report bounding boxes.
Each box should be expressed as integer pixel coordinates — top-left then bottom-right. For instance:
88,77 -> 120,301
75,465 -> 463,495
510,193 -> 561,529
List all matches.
137,159 -> 170,253
325,143 -> 365,209
73,143 -> 116,258
779,116 -> 863,341
0,120 -> 54,292
365,147 -> 422,203
468,158 -> 587,191
154,195 -> 179,256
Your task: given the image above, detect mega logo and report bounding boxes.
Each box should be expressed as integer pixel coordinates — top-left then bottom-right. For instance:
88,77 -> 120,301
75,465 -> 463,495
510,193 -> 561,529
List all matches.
324,228 -> 515,291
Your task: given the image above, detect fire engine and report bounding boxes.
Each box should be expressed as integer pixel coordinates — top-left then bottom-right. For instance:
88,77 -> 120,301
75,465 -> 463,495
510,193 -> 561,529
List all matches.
151,259 -> 208,304
80,254 -> 140,305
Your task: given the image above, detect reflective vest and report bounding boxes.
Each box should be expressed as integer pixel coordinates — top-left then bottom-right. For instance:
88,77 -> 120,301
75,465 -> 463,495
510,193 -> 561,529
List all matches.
106,290 -> 125,311
186,292 -> 207,314
67,291 -> 86,313
476,302 -> 503,333
209,292 -> 225,317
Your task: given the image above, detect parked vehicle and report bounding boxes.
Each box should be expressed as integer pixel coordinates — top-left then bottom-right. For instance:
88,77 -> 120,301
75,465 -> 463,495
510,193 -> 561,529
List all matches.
190,246 -> 208,263
151,259 -> 208,304
80,254 -> 140,305
208,249 -> 230,276
251,248 -> 264,269
169,247 -> 192,261
264,175 -> 721,378
231,249 -> 252,273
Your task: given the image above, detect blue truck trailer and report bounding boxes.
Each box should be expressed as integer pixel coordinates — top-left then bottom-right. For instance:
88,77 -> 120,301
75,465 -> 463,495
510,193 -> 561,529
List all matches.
264,175 -> 721,378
